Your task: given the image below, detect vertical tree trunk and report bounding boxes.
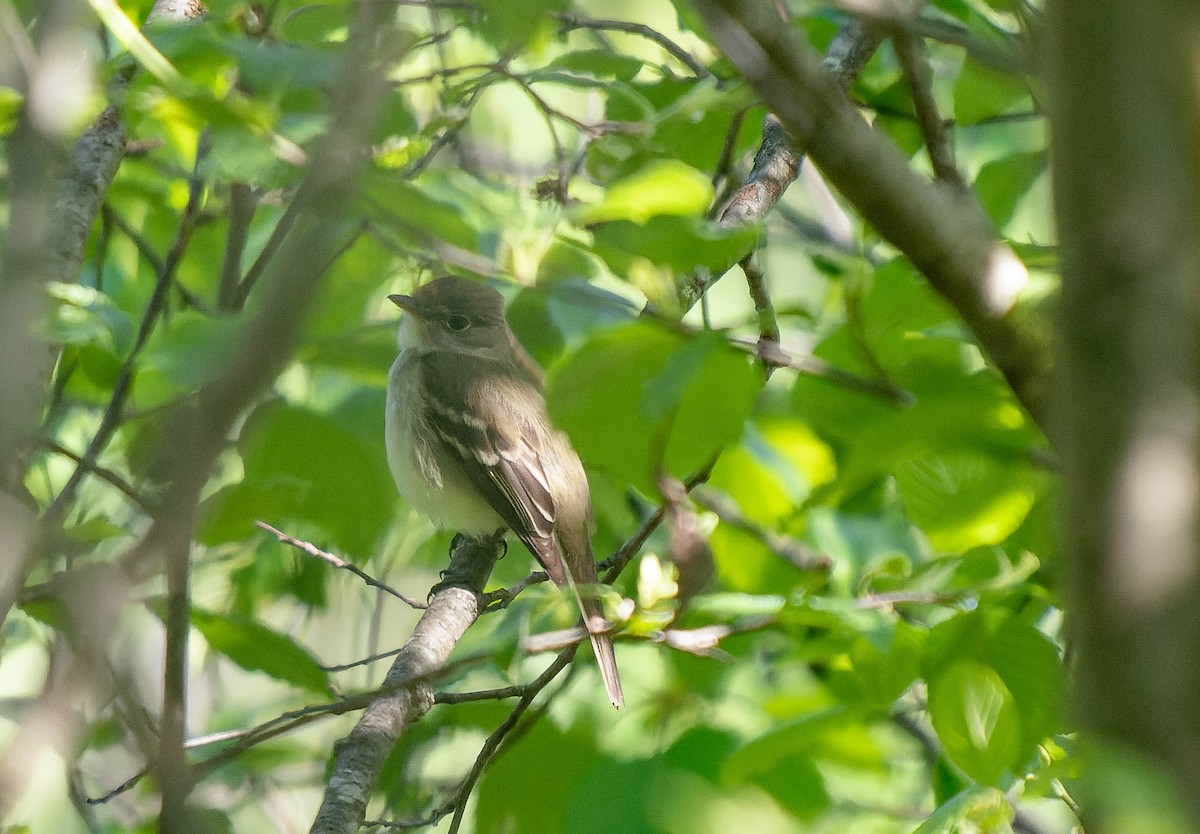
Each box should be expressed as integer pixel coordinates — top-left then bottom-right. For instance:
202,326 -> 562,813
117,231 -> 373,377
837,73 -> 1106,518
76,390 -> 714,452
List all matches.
1048,1 -> 1200,830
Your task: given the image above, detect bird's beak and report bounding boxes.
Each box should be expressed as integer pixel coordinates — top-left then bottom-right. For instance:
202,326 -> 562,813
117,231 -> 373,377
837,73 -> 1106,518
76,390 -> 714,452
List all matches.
388,293 -> 426,318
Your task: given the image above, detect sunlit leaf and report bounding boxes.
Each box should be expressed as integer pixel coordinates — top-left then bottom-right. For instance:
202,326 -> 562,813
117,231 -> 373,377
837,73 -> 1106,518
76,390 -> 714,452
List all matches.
592,214 -> 758,274
929,659 -> 1021,784
548,324 -> 758,492
914,785 -> 1013,834
575,159 -> 714,225
895,449 -> 1038,552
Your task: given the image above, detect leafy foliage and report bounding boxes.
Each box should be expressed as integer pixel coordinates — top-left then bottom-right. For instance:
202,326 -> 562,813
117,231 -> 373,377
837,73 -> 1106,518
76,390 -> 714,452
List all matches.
0,0 -> 1075,833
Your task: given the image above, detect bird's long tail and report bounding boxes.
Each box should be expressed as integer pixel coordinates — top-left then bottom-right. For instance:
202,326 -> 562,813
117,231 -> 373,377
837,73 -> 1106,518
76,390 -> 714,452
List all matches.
579,593 -> 624,709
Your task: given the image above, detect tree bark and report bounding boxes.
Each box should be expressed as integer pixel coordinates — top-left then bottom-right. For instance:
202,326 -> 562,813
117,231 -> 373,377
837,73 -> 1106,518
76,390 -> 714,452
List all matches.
1048,0 -> 1200,830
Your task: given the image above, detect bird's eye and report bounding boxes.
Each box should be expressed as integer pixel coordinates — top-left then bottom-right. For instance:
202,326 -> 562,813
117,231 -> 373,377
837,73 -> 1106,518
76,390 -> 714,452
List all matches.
446,314 -> 471,332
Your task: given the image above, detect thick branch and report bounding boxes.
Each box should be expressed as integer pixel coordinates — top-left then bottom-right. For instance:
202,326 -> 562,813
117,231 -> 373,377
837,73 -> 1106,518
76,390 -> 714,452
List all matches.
309,537 -> 503,834
691,0 -> 1053,427
680,18 -> 886,309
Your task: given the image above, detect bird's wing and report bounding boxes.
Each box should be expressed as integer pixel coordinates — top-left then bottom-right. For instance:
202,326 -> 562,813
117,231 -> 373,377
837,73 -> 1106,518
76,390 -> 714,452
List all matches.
419,352 -> 567,585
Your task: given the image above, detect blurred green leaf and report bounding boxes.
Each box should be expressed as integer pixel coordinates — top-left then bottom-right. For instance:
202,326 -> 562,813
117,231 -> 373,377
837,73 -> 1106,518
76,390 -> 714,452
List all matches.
541,50 -> 643,82
592,214 -> 758,274
44,282 -> 134,352
140,311 -> 242,394
361,169 -> 486,254
199,401 -> 394,555
929,659 -> 1021,784
473,0 -> 566,49
476,721 -> 598,832
895,449 -> 1038,552
954,58 -> 1030,125
548,324 -> 758,492
926,609 -> 1064,780
914,785 -> 1013,834
850,620 -> 925,709
0,85 -> 22,134
187,607 -> 329,694
576,159 -> 714,225
974,150 -> 1047,229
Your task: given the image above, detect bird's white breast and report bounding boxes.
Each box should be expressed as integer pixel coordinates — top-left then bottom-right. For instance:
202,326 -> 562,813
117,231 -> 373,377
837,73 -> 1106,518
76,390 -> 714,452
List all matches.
385,349 -> 504,536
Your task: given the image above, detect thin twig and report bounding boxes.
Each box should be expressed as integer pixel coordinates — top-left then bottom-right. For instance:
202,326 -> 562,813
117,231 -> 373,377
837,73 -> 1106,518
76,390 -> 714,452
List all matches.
740,253 -> 781,366
41,440 -> 154,512
231,185 -> 304,309
602,463 -> 714,580
692,485 -> 831,573
553,12 -> 710,79
255,521 -> 427,610
322,646 -> 404,673
894,30 -> 963,186
435,684 -> 525,704
217,182 -> 257,311
480,569 -> 549,612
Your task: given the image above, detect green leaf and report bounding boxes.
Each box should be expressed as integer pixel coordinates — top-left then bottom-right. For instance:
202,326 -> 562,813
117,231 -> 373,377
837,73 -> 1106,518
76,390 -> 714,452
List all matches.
44,283 -> 134,352
476,721 -> 598,832
189,607 -> 329,694
726,707 -> 885,775
360,171 -> 480,253
223,38 -> 340,94
925,609 -> 1064,781
136,311 -> 243,406
199,401 -> 394,555
913,785 -> 1013,834
0,85 -> 22,134
895,449 -> 1038,552
592,214 -> 758,274
278,2 -> 353,42
472,0 -> 567,49
576,159 -> 714,224
541,50 -> 643,82
849,620 -> 924,709
547,324 -> 759,492
740,753 -> 830,821
954,58 -> 1030,125
929,659 -> 1021,785
974,151 -> 1047,229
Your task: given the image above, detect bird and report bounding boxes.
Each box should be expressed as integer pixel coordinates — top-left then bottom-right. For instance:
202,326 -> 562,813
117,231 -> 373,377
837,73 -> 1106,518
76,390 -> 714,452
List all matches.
384,275 -> 624,708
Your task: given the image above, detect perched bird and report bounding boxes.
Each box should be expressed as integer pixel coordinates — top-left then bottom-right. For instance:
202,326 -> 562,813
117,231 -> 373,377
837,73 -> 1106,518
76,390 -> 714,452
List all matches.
385,275 -> 623,708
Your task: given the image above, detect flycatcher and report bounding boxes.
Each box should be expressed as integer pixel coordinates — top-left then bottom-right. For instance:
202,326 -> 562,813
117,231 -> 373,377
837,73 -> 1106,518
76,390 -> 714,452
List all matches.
385,275 -> 624,708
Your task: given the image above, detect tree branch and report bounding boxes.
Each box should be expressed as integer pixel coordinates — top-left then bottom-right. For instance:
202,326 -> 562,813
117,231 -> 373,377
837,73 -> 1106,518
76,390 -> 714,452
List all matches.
893,30 -> 963,186
691,0 -> 1053,428
308,536 -> 503,834
552,12 -> 710,79
680,17 -> 885,308
256,521 -> 427,610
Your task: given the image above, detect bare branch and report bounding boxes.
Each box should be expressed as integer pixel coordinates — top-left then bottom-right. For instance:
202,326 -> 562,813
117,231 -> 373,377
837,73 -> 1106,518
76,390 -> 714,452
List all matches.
256,521 -> 427,610
309,536 -> 503,834
553,12 -> 710,79
691,485 -> 831,573
680,18 -> 887,309
893,31 -> 963,185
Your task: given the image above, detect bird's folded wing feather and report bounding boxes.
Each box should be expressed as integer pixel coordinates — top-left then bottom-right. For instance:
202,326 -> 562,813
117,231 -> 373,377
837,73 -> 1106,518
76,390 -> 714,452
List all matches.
419,353 -> 567,584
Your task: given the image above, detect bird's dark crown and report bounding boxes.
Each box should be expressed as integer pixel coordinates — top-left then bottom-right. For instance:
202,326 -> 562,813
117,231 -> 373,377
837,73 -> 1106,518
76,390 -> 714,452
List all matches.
412,276 -> 507,324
